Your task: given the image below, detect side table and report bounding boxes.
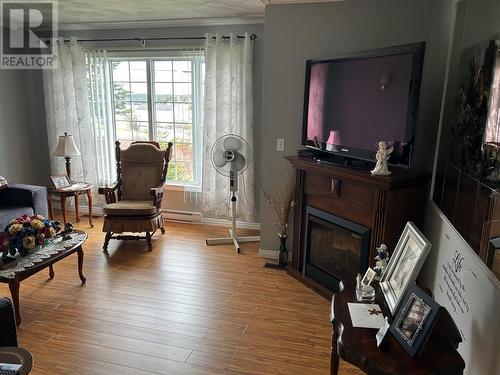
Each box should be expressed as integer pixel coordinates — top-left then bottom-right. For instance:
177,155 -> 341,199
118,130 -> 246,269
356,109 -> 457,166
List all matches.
48,182 -> 94,227
330,279 -> 465,374
0,347 -> 33,375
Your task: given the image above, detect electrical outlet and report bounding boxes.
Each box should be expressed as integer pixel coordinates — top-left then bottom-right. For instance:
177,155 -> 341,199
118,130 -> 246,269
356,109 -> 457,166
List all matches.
277,138 -> 285,152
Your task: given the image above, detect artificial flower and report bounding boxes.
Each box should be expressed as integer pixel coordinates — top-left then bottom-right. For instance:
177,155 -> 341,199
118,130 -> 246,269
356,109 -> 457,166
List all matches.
36,215 -> 46,221
22,235 -> 36,249
8,223 -> 23,234
47,227 -> 56,238
0,232 -> 9,250
36,234 -> 45,245
31,219 -> 44,230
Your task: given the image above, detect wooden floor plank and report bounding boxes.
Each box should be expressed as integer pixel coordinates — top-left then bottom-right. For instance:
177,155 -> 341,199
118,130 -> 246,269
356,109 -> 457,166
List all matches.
0,217 -> 364,374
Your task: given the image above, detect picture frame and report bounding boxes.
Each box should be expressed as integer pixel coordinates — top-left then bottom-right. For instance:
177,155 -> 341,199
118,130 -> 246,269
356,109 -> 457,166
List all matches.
380,222 -> 431,315
361,267 -> 376,287
50,175 -> 71,190
389,284 -> 441,358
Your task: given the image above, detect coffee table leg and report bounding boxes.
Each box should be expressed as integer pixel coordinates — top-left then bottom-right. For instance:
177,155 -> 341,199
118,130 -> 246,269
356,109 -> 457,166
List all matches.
77,247 -> 86,284
49,265 -> 54,279
8,279 -> 21,326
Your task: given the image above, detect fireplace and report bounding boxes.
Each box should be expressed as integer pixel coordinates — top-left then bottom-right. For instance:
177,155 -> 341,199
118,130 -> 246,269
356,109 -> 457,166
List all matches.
304,206 -> 371,291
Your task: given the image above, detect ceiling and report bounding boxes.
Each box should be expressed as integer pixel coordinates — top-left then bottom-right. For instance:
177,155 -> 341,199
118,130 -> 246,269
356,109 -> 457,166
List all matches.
57,0 -> 341,30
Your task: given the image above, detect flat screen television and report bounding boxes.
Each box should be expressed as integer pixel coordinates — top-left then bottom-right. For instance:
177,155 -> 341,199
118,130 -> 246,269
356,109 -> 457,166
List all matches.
302,42 -> 425,168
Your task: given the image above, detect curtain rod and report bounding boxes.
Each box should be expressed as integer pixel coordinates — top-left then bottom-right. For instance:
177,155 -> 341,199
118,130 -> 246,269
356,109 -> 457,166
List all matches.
51,33 -> 257,44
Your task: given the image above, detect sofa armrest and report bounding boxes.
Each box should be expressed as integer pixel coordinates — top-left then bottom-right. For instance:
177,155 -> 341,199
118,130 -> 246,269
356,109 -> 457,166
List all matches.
0,297 -> 18,347
0,184 -> 48,218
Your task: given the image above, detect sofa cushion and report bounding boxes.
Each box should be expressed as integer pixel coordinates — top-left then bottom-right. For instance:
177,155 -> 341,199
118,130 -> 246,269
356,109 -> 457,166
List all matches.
103,200 -> 157,216
0,206 -> 34,231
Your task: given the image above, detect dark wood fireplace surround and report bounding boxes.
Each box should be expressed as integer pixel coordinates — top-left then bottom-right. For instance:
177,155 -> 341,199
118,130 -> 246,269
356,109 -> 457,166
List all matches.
286,155 -> 427,299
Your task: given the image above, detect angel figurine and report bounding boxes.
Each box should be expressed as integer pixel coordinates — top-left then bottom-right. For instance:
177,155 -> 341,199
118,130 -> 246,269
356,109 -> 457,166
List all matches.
371,141 -> 393,176
374,244 -> 390,280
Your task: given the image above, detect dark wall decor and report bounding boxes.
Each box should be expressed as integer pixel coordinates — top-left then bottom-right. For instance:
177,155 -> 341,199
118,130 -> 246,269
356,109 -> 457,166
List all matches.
433,37 -> 500,280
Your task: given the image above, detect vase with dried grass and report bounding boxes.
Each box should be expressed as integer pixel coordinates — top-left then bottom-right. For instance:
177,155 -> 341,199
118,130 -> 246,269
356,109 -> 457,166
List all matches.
262,171 -> 297,268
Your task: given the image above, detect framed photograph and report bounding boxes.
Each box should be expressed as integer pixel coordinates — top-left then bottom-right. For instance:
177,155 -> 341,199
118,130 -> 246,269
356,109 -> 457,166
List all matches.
380,222 -> 431,315
389,284 -> 441,357
50,175 -> 71,190
361,267 -> 376,287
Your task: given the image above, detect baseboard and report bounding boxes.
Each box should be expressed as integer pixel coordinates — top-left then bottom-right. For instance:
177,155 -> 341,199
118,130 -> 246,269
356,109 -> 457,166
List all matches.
162,209 -> 202,223
201,217 -> 260,230
259,248 -> 279,260
61,206 -> 259,230
259,248 -> 292,261
64,205 -> 103,216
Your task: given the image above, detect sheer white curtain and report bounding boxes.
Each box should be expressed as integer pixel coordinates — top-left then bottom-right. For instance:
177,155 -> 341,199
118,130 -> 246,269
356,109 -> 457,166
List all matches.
43,38 -> 97,186
86,50 -> 115,186
43,39 -> 113,206
202,33 -> 256,222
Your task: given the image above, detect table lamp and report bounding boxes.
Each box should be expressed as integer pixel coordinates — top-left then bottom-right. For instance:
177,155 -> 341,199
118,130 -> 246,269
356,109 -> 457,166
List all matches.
326,130 -> 341,151
54,132 -> 80,181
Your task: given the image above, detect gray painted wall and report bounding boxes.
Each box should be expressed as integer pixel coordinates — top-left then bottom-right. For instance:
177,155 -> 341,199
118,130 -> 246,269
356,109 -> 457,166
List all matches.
259,0 -> 453,252
38,23 -> 264,214
0,69 -> 50,185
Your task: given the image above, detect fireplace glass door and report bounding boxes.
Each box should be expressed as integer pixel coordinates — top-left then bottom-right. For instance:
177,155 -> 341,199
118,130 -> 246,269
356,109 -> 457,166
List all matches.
304,207 -> 370,291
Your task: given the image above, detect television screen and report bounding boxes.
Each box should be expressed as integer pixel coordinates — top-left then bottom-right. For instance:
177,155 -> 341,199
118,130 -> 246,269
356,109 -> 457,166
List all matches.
302,43 -> 425,167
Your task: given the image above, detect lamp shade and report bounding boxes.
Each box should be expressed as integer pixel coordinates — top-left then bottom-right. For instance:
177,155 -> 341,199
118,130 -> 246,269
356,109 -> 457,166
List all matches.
54,132 -> 80,156
326,130 -> 341,145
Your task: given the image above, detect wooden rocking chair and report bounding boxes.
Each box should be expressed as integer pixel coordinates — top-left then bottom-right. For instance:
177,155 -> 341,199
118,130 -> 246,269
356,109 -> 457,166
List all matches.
98,141 -> 173,253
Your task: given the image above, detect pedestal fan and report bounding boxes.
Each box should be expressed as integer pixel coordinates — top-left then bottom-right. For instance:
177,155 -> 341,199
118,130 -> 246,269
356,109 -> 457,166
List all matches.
205,134 -> 260,252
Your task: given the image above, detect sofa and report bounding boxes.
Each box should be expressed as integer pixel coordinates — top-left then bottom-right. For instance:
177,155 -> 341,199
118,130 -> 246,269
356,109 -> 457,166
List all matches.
0,297 -> 18,346
0,184 -> 49,230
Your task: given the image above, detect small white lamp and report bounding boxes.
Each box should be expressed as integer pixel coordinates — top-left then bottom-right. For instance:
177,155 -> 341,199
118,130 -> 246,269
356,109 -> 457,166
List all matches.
54,132 -> 80,180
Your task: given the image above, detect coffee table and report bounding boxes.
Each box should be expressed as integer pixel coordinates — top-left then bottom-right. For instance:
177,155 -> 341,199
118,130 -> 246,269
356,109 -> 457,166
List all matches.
0,347 -> 33,375
0,230 -> 87,325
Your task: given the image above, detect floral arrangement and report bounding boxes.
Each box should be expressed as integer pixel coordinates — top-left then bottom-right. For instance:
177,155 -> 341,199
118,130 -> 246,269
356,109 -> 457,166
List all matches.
0,215 -> 61,258
261,170 -> 297,237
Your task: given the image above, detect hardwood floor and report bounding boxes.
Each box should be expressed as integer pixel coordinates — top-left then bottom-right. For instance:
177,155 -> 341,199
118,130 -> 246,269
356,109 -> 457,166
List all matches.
1,216 -> 363,375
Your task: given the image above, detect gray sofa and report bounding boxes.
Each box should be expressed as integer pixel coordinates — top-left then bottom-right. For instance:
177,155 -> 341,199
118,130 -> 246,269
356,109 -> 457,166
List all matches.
0,184 -> 49,230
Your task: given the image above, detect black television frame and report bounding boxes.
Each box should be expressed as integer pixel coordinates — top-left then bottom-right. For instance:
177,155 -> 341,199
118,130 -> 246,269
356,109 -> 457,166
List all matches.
301,42 -> 426,168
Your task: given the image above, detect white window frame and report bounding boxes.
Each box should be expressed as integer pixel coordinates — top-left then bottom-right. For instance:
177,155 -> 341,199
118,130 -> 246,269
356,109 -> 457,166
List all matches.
108,54 -> 204,189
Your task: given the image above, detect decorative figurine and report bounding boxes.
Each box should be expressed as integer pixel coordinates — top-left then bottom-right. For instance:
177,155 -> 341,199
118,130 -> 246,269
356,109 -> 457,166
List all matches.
374,244 -> 390,280
371,141 -> 393,176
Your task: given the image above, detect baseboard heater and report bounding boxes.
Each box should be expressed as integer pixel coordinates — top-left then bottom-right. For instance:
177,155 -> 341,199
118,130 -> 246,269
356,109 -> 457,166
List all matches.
162,209 -> 202,223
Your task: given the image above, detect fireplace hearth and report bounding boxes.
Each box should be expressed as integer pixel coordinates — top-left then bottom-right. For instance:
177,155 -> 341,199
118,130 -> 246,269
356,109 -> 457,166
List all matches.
304,206 -> 371,291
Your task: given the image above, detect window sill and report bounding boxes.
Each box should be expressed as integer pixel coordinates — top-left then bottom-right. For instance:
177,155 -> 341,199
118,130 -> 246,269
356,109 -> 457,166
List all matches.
165,184 -> 201,192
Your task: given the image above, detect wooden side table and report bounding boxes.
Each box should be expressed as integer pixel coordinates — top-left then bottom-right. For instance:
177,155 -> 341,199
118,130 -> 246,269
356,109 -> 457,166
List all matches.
330,279 -> 465,375
0,347 -> 33,374
48,182 -> 94,227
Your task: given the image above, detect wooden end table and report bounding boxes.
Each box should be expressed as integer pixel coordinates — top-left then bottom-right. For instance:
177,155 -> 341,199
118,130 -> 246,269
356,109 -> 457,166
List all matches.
48,182 -> 94,227
0,230 -> 88,325
0,347 -> 33,375
330,279 -> 465,375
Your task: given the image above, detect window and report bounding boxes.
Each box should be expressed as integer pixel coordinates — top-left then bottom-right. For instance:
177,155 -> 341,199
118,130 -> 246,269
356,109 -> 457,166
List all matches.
109,57 -> 204,186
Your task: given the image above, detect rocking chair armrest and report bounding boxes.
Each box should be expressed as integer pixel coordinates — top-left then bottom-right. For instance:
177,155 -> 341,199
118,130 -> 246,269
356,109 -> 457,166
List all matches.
98,182 -> 120,195
150,183 -> 167,208
98,182 -> 120,204
150,183 -> 167,195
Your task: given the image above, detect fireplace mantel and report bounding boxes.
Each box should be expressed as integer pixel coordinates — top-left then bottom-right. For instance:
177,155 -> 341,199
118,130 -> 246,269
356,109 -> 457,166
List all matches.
286,155 -> 427,299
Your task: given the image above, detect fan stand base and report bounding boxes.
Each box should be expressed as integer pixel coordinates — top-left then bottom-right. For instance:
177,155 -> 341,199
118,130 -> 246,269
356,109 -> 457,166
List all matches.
206,228 -> 260,253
